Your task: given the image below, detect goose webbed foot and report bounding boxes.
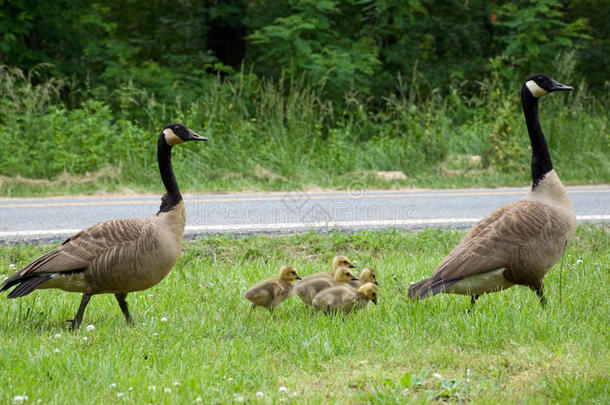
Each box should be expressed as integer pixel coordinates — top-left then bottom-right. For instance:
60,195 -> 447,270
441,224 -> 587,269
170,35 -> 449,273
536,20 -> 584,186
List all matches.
115,293 -> 133,324
67,293 -> 92,330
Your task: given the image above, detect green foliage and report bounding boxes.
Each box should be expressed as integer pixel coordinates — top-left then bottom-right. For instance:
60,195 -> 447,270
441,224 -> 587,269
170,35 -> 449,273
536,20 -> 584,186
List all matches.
492,0 -> 590,80
0,62 -> 608,195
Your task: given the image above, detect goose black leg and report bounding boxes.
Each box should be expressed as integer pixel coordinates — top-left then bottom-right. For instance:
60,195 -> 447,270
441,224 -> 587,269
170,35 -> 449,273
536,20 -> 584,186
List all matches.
67,293 -> 92,330
530,284 -> 546,308
115,293 -> 133,323
467,295 -> 480,313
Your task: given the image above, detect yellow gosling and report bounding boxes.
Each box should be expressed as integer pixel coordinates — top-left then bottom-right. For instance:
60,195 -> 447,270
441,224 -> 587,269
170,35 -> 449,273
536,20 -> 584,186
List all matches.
244,265 -> 301,311
300,255 -> 356,282
349,268 -> 379,289
295,267 -> 358,306
313,282 -> 379,314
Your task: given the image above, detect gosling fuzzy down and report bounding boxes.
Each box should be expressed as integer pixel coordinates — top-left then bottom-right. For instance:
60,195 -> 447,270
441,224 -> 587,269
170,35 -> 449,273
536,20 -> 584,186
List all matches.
348,268 -> 379,289
244,266 -> 301,311
300,255 -> 356,283
313,282 -> 379,314
295,267 -> 358,306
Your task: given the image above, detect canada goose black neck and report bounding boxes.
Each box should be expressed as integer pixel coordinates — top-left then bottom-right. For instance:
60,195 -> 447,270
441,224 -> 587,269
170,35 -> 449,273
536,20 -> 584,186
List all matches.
157,133 -> 182,213
521,85 -> 552,190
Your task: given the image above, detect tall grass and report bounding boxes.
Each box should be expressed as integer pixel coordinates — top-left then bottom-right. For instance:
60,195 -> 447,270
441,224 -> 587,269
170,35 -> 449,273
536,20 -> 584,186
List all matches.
0,58 -> 608,197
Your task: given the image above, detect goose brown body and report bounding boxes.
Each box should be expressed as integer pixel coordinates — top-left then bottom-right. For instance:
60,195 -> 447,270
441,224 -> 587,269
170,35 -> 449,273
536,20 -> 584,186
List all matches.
1,123 -> 206,328
408,74 -> 576,305
295,267 -> 358,306
313,282 -> 378,313
244,266 -> 301,310
23,205 -> 185,295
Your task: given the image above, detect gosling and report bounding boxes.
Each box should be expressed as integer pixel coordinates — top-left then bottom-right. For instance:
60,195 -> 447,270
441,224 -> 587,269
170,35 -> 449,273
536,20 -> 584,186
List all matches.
349,268 -> 379,288
300,255 -> 356,282
313,282 -> 379,314
244,265 -> 301,311
295,267 -> 358,306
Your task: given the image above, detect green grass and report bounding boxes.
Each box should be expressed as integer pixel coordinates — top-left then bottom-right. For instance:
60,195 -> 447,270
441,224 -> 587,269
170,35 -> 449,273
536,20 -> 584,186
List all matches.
0,225 -> 608,403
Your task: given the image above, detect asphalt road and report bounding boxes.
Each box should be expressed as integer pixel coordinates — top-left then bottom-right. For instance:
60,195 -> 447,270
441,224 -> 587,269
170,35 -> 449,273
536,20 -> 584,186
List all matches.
0,185 -> 609,243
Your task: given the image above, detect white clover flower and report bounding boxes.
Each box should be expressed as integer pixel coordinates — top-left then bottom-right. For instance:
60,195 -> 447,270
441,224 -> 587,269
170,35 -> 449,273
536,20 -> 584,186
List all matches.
109,383 -> 116,389
227,377 -> 234,383
235,396 -> 244,402
196,396 -> 203,403
13,395 -> 28,403
53,348 -> 60,354
575,259 -> 583,264
161,317 -> 168,322
279,386 -> 288,393
117,392 -> 124,398
54,333 -> 62,338
86,324 -> 95,331
128,387 -> 133,391
83,337 -> 88,341
9,264 -> 16,270
432,373 -> 442,380
164,388 -> 172,394
148,385 -> 156,392
153,333 -> 158,337
174,382 -> 180,387
256,391 -> 264,398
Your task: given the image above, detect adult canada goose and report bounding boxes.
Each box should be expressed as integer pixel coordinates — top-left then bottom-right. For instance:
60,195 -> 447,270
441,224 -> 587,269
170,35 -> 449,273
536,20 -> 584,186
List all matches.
348,268 -> 379,288
408,74 -> 577,307
313,282 -> 378,314
295,267 -> 358,306
244,265 -> 301,311
1,123 -> 207,329
300,256 -> 356,282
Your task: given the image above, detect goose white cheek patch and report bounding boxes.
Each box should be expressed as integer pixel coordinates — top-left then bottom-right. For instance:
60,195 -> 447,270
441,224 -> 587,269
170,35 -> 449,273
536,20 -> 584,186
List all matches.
163,128 -> 184,145
525,80 -> 549,98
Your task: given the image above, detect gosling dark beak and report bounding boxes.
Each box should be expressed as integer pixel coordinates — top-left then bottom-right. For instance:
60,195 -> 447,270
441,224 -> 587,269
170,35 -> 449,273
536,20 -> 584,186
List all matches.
187,129 -> 208,141
372,299 -> 378,305
296,276 -> 302,280
351,276 -> 359,281
374,281 -> 380,286
348,263 -> 356,268
549,79 -> 573,92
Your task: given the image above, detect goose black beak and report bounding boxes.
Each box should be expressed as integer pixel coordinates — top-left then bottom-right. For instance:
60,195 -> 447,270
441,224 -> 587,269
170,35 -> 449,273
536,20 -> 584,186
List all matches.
372,299 -> 378,305
296,276 -> 302,280
187,129 -> 208,141
351,276 -> 359,281
348,263 -> 356,268
549,79 -> 573,92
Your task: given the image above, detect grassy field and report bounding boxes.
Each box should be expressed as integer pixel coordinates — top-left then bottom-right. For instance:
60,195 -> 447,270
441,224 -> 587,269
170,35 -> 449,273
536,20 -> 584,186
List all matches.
0,225 -> 608,403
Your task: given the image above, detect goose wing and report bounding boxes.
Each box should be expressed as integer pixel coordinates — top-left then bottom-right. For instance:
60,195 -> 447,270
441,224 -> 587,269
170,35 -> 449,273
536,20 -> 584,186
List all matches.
409,199 -> 556,297
1,217 -> 150,294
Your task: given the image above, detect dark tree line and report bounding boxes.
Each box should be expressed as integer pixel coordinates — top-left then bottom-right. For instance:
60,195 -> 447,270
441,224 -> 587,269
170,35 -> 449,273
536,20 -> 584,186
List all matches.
0,0 -> 607,107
